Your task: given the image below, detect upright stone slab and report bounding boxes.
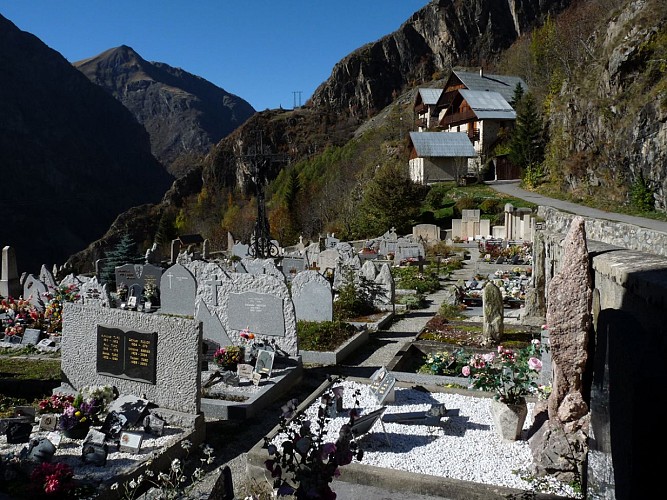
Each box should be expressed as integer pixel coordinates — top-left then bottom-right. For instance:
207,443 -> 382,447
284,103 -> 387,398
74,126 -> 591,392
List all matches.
0,246 -> 21,299
317,249 -> 340,273
39,265 -> 57,289
291,271 -> 333,322
159,264 -> 196,316
360,260 -> 377,281
219,273 -> 298,356
195,299 -> 232,352
79,277 -> 110,307
482,282 -> 504,343
61,303 -> 201,414
412,224 -> 440,243
530,216 -> 592,483
374,263 -> 395,306
23,274 -> 48,311
232,242 -> 250,258
281,256 -> 306,281
545,216 -> 592,418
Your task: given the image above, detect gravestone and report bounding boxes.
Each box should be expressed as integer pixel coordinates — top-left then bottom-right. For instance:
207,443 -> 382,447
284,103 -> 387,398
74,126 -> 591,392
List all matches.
360,260 -> 377,281
325,234 -> 340,249
317,249 -> 340,273
412,224 -> 440,243
530,217 -> 592,483
23,274 -> 48,311
232,242 -> 251,259
159,263 -> 197,316
374,263 -> 395,306
241,258 -> 284,279
482,282 -> 504,343
78,277 -> 110,307
22,328 -> 41,345
39,265 -> 57,289
0,246 -> 21,299
281,256 -> 306,280
116,264 -> 163,299
291,271 -> 333,322
217,273 -> 298,356
61,302 -> 201,414
369,367 -> 396,404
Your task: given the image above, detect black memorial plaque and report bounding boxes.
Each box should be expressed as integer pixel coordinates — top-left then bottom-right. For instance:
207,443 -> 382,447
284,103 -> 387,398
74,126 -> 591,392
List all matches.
97,326 -> 157,384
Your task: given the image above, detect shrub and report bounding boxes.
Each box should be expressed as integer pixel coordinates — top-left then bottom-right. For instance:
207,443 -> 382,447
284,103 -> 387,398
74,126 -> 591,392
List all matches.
437,302 -> 466,320
297,321 -> 358,351
392,266 -> 440,294
333,267 -> 379,320
395,293 -> 427,310
453,197 -> 478,217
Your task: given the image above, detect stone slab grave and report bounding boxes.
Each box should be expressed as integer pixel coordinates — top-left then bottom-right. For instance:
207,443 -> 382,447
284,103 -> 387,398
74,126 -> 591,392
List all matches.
190,266 -> 302,420
22,274 -> 48,311
61,302 -> 201,417
116,263 -> 163,307
77,276 -> 111,307
291,270 -> 333,322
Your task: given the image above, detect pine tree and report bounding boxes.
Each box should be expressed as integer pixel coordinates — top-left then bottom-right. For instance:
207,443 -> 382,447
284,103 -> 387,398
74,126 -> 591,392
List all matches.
99,234 -> 142,289
508,93 -> 545,171
509,82 -> 525,108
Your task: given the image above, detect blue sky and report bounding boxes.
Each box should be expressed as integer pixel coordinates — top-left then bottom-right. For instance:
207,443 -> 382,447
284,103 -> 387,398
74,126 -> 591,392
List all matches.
0,1 -> 430,111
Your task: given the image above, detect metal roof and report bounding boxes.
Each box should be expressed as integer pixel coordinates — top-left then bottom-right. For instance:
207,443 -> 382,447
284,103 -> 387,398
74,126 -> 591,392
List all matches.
459,89 -> 516,120
453,70 -> 527,103
417,88 -> 443,105
409,132 -> 476,158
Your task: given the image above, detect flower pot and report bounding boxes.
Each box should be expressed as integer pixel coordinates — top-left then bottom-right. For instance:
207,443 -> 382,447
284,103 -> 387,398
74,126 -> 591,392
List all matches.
63,422 -> 91,440
489,398 -> 528,441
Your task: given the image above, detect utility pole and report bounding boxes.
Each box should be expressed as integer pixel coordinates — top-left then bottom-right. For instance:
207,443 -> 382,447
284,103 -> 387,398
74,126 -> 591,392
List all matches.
240,130 -> 289,259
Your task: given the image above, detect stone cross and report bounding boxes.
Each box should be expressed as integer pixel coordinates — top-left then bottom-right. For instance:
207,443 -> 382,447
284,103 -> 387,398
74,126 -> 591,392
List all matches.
205,276 -> 222,306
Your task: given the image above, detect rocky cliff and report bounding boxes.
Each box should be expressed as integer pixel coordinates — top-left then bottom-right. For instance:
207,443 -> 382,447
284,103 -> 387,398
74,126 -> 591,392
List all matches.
546,0 -> 667,211
310,0 -> 572,120
75,45 -> 256,177
0,15 -> 174,275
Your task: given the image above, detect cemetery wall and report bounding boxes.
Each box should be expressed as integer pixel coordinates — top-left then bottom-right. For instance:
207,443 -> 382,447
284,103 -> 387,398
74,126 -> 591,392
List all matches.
538,205 -> 667,258
61,303 -> 201,414
534,216 -> 667,498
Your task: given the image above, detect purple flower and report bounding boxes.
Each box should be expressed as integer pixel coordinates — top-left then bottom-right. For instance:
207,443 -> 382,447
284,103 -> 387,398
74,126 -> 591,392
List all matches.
528,357 -> 542,371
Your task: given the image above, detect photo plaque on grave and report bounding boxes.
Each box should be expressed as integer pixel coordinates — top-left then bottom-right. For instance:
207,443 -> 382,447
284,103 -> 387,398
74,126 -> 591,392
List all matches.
97,326 -> 157,384
369,368 -> 396,404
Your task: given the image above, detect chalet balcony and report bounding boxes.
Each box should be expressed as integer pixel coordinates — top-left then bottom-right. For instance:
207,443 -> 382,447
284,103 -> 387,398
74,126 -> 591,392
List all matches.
440,109 -> 476,127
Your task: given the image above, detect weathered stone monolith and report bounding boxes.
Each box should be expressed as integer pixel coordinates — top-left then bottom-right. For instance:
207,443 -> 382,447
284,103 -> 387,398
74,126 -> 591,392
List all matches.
482,281 -> 504,344
529,216 -> 591,483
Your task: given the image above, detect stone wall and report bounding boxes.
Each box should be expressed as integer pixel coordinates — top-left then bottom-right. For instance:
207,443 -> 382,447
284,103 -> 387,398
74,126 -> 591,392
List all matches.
532,210 -> 667,498
61,303 -> 201,414
538,206 -> 667,257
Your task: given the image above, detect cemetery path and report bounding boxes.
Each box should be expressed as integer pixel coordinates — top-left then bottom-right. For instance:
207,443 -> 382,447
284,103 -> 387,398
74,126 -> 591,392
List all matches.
488,180 -> 667,233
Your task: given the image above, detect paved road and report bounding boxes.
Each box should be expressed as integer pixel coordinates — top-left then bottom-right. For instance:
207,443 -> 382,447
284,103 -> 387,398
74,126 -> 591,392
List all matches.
487,180 -> 667,233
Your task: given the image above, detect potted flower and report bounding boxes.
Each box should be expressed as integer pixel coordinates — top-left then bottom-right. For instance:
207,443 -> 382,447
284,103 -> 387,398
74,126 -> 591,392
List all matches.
213,345 -> 243,372
57,385 -> 115,439
143,283 -> 158,310
462,339 -> 546,440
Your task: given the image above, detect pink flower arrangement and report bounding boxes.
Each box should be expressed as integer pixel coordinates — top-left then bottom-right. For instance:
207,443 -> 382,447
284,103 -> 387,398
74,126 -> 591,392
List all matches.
463,339 -> 547,404
30,462 -> 76,496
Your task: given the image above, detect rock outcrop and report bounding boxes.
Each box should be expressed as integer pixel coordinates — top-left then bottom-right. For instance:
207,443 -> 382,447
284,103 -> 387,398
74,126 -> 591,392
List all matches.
75,45 -> 256,177
310,0 -> 572,120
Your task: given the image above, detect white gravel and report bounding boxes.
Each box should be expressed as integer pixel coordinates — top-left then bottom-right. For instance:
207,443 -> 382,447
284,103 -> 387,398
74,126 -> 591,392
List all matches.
272,380 -> 581,498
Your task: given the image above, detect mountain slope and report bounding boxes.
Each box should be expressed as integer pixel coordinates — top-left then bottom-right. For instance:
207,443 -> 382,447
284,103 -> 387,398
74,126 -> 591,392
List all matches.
0,15 -> 174,275
74,46 -> 256,177
310,0 -> 572,119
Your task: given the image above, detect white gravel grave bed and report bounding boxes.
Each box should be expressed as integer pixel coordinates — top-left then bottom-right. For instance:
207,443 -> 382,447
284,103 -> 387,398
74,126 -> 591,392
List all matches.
0,423 -> 187,483
271,380 -> 581,498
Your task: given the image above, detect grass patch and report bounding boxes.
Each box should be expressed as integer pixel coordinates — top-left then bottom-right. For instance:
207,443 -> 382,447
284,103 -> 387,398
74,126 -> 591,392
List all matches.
297,321 -> 358,351
0,357 -> 61,380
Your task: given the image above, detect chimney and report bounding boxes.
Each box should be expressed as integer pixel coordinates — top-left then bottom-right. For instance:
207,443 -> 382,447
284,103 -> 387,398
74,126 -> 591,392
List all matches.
479,67 -> 484,78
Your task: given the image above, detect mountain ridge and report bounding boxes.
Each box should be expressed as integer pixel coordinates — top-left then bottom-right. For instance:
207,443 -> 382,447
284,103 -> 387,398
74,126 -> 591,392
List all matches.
74,45 -> 256,177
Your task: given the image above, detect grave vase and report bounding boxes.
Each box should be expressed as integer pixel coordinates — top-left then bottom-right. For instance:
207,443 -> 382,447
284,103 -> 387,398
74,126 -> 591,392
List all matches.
489,398 -> 527,441
63,421 -> 92,440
